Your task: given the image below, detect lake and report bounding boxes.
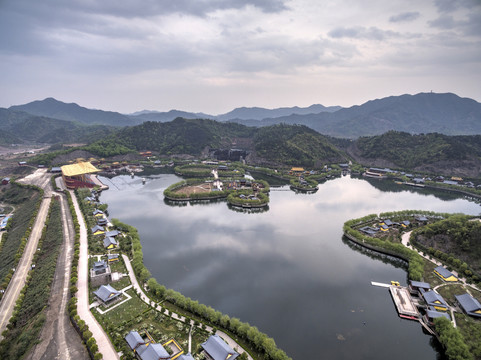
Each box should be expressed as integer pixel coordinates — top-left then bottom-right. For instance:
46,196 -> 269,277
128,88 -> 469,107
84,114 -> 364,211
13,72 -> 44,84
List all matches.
99,174 -> 480,359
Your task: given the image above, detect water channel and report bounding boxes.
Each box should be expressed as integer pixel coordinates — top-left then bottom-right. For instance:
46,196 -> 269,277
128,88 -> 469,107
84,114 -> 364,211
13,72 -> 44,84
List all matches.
99,174 -> 481,359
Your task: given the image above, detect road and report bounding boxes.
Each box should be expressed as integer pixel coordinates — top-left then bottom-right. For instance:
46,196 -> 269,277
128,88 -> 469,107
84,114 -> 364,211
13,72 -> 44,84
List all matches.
26,193 -> 89,360
0,191 -> 51,340
72,189 -> 120,360
0,168 -> 88,357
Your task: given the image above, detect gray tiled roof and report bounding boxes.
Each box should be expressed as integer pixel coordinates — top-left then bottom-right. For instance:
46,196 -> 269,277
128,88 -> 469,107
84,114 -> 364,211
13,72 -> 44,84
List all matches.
178,353 -> 195,360
103,237 -> 117,248
202,335 -> 239,360
93,284 -> 121,303
91,225 -> 104,233
423,290 -> 447,308
137,343 -> 170,360
410,280 -> 430,289
125,331 -> 144,350
455,294 -> 481,317
434,266 -> 456,279
93,260 -> 108,270
426,309 -> 450,320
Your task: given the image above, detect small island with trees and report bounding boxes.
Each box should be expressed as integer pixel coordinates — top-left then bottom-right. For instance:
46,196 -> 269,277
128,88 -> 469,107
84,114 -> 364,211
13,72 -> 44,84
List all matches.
164,164 -> 270,209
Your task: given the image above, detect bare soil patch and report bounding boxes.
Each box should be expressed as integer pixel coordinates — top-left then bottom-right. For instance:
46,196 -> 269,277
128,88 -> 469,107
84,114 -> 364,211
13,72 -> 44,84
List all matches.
174,183 -> 212,195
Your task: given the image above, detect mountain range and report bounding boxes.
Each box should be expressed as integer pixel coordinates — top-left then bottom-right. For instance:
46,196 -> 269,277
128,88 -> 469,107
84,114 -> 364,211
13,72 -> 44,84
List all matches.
6,92 -> 481,139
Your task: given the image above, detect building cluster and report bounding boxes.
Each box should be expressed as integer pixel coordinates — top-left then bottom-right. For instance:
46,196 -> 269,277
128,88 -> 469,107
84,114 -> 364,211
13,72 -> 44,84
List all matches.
359,217 -> 419,236
124,331 -> 239,360
407,266 -> 481,328
364,167 -> 481,189
87,193 -> 124,307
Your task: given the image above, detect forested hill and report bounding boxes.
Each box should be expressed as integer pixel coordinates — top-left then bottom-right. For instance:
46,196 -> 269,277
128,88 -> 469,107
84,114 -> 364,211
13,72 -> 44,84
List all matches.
113,118 -> 255,155
348,131 -> 481,177
0,108 -> 115,145
93,118 -> 347,166
253,124 -> 345,166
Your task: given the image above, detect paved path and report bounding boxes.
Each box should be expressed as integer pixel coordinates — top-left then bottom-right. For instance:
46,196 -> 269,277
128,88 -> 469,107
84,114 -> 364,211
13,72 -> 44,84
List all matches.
72,190 -> 120,360
401,231 -> 480,293
0,196 -> 51,340
401,230 -> 480,328
121,254 -> 253,360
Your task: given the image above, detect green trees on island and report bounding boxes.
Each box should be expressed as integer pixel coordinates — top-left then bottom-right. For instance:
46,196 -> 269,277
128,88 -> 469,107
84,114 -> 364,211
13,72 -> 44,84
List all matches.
434,317 -> 473,360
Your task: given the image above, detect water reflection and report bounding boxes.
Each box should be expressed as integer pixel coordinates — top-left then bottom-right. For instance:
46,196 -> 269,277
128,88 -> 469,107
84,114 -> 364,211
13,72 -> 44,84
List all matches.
99,174 -> 479,360
227,204 -> 270,214
341,236 -> 408,273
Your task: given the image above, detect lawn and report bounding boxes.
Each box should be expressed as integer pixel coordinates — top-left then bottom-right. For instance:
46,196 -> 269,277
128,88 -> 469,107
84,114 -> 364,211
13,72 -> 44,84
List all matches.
437,284 -> 469,305
422,259 -> 444,287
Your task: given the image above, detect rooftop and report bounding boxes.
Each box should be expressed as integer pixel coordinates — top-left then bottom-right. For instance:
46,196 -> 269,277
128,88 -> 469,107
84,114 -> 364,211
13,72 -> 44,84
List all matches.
93,284 -> 121,303
455,293 -> 481,317
137,343 -> 170,360
61,161 -> 100,177
202,335 -> 239,360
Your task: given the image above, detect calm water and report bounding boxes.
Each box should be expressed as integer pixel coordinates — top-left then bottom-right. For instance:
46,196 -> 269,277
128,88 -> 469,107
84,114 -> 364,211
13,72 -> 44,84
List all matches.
100,174 -> 480,359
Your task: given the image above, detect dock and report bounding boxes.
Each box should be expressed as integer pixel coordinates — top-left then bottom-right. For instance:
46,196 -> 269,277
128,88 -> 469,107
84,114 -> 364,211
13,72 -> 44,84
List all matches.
389,286 -> 420,320
91,175 -> 109,190
371,281 -> 391,288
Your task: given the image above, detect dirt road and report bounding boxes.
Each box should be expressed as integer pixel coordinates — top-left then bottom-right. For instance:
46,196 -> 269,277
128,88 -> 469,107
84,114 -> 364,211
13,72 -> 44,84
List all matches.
0,195 -> 51,340
26,193 -> 89,360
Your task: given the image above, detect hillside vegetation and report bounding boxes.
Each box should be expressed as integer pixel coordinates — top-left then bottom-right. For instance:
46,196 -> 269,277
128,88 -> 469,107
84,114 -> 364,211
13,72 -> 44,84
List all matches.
114,118 -> 255,155
9,97 -> 136,127
413,214 -> 481,277
0,108 -> 116,145
84,119 -> 346,167
253,124 -> 345,166
348,131 -> 481,176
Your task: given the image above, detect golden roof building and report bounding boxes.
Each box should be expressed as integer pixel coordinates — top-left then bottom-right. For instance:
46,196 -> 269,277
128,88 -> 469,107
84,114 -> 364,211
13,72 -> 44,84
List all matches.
61,161 -> 100,189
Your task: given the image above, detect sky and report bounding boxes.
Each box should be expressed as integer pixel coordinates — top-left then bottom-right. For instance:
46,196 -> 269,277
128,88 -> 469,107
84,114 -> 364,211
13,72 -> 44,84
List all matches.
0,0 -> 480,114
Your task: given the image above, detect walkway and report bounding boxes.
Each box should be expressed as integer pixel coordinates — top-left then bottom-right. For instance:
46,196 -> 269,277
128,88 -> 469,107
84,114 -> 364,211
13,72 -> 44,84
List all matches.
400,231 -> 481,328
0,195 -> 51,340
121,254 -> 253,360
72,190 -> 120,360
401,231 -> 480,293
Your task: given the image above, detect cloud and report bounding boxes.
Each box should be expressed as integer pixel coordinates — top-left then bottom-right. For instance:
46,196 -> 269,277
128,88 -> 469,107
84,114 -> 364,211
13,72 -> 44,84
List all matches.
328,26 -> 400,41
433,0 -> 481,13
389,11 -> 420,23
428,14 -> 457,29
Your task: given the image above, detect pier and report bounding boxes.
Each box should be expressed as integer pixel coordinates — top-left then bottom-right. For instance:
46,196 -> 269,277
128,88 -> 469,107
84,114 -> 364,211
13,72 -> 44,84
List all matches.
372,282 -> 420,319
389,285 -> 420,319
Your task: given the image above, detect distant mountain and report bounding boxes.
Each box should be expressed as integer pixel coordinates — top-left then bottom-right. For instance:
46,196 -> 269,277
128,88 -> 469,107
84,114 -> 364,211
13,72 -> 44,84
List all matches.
127,104 -> 341,123
216,104 -> 342,121
10,98 -> 138,127
129,110 -> 215,123
0,108 -> 116,144
229,93 -> 481,138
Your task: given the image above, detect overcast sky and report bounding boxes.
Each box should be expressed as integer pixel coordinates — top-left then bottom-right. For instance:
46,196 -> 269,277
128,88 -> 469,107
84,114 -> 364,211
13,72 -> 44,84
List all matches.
0,0 -> 480,114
